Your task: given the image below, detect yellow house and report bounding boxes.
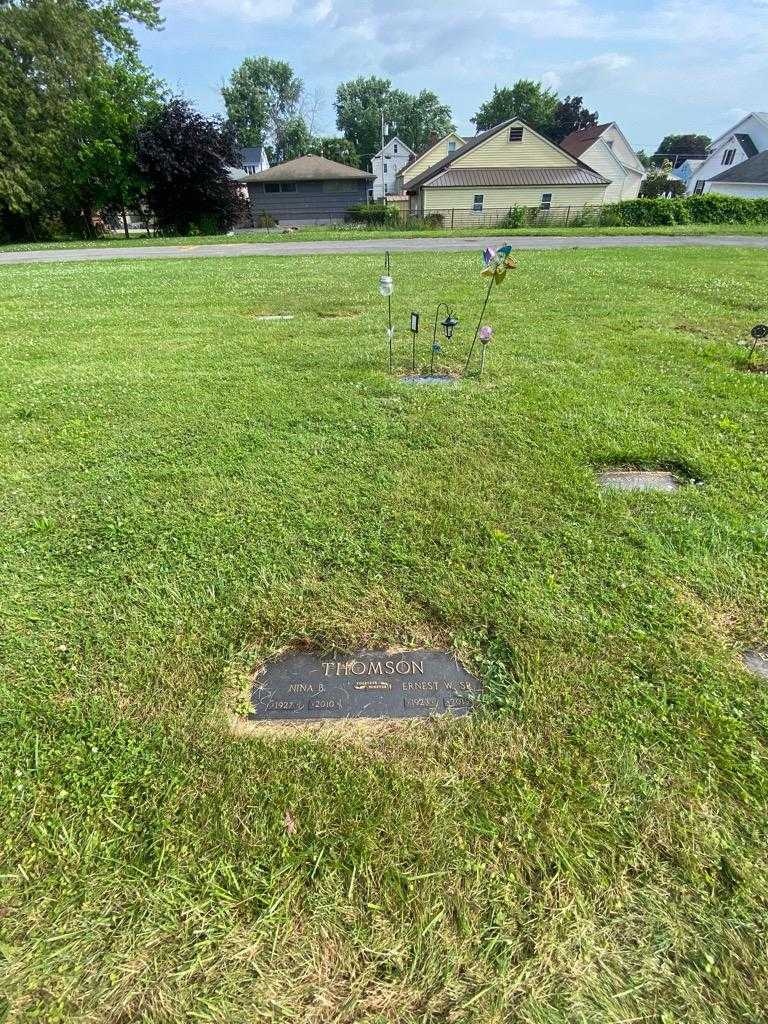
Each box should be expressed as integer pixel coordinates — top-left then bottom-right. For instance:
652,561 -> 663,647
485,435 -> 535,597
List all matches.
399,132 -> 466,191
405,118 -> 610,225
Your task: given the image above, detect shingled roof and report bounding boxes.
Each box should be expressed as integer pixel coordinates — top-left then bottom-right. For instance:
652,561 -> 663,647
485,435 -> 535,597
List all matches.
559,123 -> 612,159
244,155 -> 374,183
710,149 -> 768,184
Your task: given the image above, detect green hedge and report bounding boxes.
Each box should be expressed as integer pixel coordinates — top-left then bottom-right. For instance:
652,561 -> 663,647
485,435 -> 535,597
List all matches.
607,193 -> 768,227
345,203 -> 401,226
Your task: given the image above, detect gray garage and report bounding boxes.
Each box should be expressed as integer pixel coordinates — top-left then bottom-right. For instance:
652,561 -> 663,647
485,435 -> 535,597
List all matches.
245,154 -> 375,227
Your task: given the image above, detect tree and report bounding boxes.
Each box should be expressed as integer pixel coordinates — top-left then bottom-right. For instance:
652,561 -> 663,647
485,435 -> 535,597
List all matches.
137,98 -> 246,235
636,149 -> 653,169
335,76 -> 453,168
550,95 -> 599,143
309,136 -> 359,166
471,81 -> 558,137
0,0 -> 161,240
222,56 -> 310,163
638,162 -> 686,198
655,134 -> 711,165
61,58 -> 163,237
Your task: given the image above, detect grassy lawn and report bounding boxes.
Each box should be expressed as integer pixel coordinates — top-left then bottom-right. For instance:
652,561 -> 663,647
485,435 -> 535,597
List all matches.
1,247 -> 767,1022
1,221 -> 768,252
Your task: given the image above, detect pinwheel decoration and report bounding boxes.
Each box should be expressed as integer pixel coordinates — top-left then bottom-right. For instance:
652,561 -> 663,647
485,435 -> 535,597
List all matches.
481,245 -> 518,284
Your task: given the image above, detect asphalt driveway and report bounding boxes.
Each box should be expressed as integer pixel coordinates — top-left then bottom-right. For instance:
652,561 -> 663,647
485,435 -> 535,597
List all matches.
1,233 -> 767,266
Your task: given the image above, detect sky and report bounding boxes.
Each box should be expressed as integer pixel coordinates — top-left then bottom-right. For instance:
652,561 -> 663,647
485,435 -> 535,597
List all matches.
135,0 -> 768,155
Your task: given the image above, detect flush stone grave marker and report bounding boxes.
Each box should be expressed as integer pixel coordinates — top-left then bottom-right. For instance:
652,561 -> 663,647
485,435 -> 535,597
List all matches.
249,649 -> 482,722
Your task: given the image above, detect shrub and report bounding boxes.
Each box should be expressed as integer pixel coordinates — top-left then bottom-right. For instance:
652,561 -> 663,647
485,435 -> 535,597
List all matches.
499,207 -> 527,228
605,193 -> 768,227
255,210 -> 278,229
423,213 -> 444,228
345,203 -> 401,226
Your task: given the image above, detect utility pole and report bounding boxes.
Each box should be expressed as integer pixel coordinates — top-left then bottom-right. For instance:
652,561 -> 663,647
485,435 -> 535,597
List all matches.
380,110 -> 386,202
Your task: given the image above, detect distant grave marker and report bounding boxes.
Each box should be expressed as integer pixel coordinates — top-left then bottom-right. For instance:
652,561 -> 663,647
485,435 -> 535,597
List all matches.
598,469 -> 680,493
398,374 -> 456,386
249,649 -> 482,722
742,650 -> 768,680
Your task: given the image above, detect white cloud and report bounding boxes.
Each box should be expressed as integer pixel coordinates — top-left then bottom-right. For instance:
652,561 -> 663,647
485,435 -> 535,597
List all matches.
309,0 -> 333,20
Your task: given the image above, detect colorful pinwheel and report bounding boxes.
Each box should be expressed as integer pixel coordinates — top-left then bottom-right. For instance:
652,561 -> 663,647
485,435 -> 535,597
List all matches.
481,244 -> 517,284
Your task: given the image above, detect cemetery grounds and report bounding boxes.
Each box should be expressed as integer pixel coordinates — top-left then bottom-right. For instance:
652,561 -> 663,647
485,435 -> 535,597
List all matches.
0,246 -> 767,1022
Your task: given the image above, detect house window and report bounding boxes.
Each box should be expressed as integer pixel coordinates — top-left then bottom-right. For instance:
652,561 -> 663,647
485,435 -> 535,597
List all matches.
509,127 -> 524,142
368,188 -> 374,199
472,194 -> 484,212
722,148 -> 736,166
693,179 -> 705,194
280,183 -> 296,192
264,183 -> 280,193
394,143 -> 398,154
448,141 -> 457,153
540,193 -> 553,210
384,163 -> 388,173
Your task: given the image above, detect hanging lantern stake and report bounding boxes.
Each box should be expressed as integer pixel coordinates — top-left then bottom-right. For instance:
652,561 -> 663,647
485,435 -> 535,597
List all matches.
379,251 -> 394,373
430,302 -> 459,376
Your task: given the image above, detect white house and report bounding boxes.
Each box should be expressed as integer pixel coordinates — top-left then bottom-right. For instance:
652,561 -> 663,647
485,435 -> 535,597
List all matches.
686,112 -> 768,194
369,136 -> 414,200
670,158 -> 704,185
560,122 -> 644,202
706,151 -> 768,199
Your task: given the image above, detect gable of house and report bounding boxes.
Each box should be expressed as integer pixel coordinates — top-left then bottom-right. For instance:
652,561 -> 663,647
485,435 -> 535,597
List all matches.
451,119 -> 574,169
561,123 -> 643,202
401,133 -> 466,186
709,113 -> 768,153
687,113 -> 768,194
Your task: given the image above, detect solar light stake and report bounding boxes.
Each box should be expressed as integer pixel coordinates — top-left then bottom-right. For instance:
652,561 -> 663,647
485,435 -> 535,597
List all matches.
430,302 -> 458,376
410,311 -> 420,372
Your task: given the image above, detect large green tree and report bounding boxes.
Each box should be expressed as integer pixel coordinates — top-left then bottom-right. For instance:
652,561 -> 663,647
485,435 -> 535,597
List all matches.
136,98 -> 246,235
309,136 -> 359,166
656,133 -> 711,164
471,80 -> 558,137
550,95 -> 599,143
335,76 -> 453,167
0,0 -> 161,239
61,57 -> 163,237
222,56 -> 310,163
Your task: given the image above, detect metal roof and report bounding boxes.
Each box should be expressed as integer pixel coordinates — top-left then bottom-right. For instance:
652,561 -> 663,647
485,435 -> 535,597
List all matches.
244,155 -> 374,183
710,149 -> 768,184
404,119 -> 520,192
424,166 -> 610,188
404,118 -> 607,193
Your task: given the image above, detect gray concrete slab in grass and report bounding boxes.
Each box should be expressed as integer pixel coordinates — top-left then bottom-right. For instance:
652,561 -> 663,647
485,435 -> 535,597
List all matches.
598,470 -> 680,492
742,651 -> 768,679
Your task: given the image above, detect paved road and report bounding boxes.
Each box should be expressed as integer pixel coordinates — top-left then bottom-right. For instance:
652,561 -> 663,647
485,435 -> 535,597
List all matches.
2,234 -> 767,266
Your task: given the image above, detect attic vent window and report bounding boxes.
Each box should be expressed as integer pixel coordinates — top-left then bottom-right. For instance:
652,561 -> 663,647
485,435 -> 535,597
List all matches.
722,148 -> 736,166
509,127 -> 524,142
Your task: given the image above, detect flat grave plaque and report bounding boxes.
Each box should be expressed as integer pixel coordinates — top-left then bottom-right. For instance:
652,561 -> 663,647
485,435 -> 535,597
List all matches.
249,649 -> 482,722
742,650 -> 768,680
598,470 -> 680,493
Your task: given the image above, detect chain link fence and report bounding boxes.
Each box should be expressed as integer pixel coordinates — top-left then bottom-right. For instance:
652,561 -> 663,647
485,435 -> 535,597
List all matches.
383,204 -> 614,229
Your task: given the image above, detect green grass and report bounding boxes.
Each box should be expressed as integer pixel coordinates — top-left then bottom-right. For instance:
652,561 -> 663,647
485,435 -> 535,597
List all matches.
1,248 -> 767,1022
2,220 -> 767,252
